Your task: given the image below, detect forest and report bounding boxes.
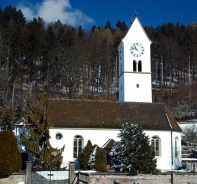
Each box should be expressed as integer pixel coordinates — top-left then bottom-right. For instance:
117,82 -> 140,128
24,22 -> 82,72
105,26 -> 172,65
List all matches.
0,5 -> 197,121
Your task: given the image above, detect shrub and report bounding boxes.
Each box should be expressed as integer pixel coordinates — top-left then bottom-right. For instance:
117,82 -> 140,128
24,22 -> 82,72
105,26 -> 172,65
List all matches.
0,130 -> 22,176
89,145 -> 106,171
78,140 -> 93,170
94,146 -> 106,171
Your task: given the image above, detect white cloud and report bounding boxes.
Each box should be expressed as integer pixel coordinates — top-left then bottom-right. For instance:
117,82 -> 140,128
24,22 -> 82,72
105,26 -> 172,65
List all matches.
17,0 -> 94,28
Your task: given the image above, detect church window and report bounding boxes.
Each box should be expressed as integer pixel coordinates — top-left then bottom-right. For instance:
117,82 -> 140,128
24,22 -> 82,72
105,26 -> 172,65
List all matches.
151,136 -> 160,156
138,60 -> 142,72
175,137 -> 178,157
56,132 -> 63,140
133,60 -> 136,71
73,135 -> 83,158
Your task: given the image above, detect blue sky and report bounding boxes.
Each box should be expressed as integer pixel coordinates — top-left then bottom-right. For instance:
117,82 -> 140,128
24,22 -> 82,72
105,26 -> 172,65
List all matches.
1,0 -> 197,29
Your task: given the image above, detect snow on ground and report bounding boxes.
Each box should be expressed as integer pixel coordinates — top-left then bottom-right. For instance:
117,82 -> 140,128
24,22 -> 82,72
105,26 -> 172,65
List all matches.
37,170 -> 96,180
37,171 -> 69,180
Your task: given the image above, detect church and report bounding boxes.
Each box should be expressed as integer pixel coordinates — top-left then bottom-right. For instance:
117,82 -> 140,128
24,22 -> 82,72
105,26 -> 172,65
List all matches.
48,16 -> 182,171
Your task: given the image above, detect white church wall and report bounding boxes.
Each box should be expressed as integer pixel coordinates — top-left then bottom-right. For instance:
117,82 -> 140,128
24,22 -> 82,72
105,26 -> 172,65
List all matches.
49,128 -> 120,168
146,130 -> 182,170
123,73 -> 152,102
49,128 -> 181,170
122,19 -> 151,74
172,131 -> 182,169
123,40 -> 151,73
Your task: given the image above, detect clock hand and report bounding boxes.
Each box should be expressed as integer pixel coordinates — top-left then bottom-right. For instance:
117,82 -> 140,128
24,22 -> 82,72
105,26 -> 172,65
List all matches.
131,45 -> 137,51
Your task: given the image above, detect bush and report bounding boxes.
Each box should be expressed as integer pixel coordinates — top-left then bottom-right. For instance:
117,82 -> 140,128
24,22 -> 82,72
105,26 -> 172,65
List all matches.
78,140 -> 93,170
89,145 -> 106,171
94,146 -> 106,171
0,130 -> 22,176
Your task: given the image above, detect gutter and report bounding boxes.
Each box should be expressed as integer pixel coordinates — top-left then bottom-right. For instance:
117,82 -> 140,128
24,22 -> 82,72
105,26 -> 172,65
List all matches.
164,107 -> 174,169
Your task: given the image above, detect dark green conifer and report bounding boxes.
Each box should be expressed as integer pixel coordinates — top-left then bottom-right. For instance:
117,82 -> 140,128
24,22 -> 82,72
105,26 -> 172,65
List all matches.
0,113 -> 13,131
0,130 -> 22,176
94,146 -> 106,171
21,82 -> 64,170
110,123 -> 156,173
78,140 -> 93,170
88,145 -> 106,171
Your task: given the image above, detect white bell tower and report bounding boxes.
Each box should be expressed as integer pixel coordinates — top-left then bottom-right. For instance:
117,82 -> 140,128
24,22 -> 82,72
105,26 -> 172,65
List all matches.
118,16 -> 152,103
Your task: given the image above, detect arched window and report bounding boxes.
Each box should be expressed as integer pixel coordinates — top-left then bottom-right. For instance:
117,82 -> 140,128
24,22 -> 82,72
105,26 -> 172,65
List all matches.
175,137 -> 179,157
138,60 -> 142,72
73,135 -> 83,158
151,136 -> 160,156
133,60 -> 136,71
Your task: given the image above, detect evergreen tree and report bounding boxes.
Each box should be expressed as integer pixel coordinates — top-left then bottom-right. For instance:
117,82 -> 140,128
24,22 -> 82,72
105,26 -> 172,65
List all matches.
110,123 -> 156,173
105,20 -> 112,30
88,145 -> 106,171
78,140 -> 93,170
0,112 -> 13,131
116,20 -> 128,32
21,82 -> 64,170
90,25 -> 97,33
78,25 -> 85,38
0,130 -> 22,176
88,145 -> 97,170
93,146 -> 106,171
12,103 -> 24,124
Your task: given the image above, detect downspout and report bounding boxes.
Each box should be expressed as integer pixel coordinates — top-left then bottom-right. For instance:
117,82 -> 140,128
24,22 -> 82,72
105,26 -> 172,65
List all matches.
165,108 -> 173,169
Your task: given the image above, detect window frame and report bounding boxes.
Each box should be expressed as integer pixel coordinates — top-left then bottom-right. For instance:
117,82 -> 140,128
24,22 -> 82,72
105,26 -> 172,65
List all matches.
55,132 -> 63,140
175,137 -> 179,157
133,60 -> 136,71
151,136 -> 161,157
73,135 -> 83,158
138,60 -> 142,72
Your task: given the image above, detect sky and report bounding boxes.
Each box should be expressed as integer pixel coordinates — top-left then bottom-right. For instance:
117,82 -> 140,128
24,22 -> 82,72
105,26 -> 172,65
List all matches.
1,0 -> 197,29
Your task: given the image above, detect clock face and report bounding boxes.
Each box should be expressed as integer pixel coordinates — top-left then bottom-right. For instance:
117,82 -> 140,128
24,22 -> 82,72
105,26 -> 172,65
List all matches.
130,43 -> 144,57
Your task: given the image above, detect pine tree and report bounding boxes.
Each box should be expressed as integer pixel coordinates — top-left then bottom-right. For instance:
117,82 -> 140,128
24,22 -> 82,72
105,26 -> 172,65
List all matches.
88,145 -> 97,170
78,140 -> 93,170
21,82 -> 64,171
94,146 -> 106,172
110,123 -> 156,173
88,145 -> 106,171
12,103 -> 24,124
0,112 -> 13,131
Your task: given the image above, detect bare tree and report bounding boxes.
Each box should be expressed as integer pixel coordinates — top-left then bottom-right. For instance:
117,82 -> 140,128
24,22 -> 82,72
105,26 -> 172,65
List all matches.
182,124 -> 197,146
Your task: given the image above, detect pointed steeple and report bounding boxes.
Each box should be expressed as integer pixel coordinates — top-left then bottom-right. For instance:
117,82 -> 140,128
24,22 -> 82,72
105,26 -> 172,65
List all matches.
118,16 -> 152,103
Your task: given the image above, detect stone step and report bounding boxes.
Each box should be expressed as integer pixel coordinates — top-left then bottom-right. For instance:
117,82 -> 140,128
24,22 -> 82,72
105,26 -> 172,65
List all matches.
182,154 -> 190,158
182,158 -> 197,163
182,150 -> 189,154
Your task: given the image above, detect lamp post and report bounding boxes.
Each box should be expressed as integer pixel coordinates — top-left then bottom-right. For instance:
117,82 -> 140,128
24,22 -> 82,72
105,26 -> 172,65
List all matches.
47,162 -> 54,184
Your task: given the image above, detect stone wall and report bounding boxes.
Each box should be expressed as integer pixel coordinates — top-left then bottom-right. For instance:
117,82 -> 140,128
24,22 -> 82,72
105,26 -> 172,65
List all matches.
0,174 -> 25,184
0,173 -> 68,184
87,173 -> 197,184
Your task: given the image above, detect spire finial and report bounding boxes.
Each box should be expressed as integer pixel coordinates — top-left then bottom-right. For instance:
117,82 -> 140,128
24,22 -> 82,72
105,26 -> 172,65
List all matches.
135,10 -> 138,17
130,17 -> 133,24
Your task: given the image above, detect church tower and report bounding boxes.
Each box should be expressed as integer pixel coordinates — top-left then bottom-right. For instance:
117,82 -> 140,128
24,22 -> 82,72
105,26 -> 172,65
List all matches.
118,16 -> 152,103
